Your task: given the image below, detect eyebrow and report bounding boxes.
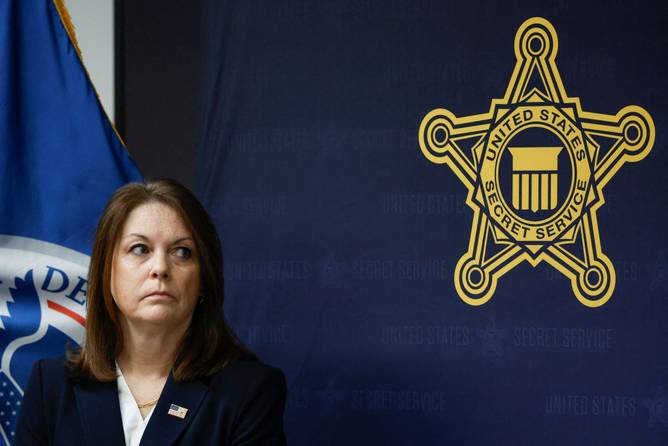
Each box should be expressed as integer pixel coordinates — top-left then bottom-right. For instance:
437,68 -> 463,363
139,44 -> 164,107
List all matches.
123,233 -> 194,244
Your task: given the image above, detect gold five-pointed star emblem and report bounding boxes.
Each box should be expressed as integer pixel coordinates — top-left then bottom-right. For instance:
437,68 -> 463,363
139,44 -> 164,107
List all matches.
419,17 -> 654,307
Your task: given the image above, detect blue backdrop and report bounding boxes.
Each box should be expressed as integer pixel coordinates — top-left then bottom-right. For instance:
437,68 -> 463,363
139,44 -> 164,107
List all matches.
197,1 -> 667,444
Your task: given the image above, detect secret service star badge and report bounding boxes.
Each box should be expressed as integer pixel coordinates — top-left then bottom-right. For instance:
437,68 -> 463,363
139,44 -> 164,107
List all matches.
418,17 -> 654,307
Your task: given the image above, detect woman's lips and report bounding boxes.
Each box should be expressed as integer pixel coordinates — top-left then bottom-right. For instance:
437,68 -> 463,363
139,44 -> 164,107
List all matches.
144,291 -> 174,300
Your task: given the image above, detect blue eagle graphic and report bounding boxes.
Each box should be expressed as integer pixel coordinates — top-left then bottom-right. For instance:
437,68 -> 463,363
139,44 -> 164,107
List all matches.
0,270 -> 73,444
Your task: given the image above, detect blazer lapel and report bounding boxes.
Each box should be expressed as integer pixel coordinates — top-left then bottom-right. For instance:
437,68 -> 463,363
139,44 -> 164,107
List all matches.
73,379 -> 126,446
139,373 -> 209,446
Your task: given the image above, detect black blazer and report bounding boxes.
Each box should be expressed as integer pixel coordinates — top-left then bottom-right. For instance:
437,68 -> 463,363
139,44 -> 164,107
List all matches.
15,357 -> 287,445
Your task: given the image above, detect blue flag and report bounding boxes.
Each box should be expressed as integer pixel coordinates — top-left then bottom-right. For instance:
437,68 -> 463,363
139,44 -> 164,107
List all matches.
0,0 -> 141,442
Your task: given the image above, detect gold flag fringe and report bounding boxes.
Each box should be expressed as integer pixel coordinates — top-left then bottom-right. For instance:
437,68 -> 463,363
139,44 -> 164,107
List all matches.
49,0 -> 128,147
53,0 -> 82,58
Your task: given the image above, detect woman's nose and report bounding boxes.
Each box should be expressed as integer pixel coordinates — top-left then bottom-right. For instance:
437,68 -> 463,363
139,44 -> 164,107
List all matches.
150,253 -> 170,279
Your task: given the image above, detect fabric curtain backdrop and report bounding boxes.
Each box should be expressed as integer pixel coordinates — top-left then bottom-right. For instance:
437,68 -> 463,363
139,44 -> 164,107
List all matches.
197,1 -> 667,444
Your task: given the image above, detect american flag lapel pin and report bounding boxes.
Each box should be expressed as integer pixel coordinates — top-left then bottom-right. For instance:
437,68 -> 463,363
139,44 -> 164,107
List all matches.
167,403 -> 188,419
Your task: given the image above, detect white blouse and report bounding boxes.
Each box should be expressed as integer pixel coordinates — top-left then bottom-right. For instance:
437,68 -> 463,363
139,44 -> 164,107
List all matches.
116,367 -> 155,446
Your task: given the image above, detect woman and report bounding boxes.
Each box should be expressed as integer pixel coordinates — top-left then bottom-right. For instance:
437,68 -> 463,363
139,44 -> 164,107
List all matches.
15,179 -> 287,445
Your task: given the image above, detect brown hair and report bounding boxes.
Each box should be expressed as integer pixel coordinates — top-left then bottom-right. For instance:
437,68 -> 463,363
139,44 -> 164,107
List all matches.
68,178 -> 256,382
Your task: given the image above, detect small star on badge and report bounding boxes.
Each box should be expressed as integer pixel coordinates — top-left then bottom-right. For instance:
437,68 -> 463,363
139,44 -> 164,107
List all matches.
648,252 -> 668,293
320,253 -> 345,287
476,316 -> 508,357
643,386 -> 668,428
315,380 -> 346,417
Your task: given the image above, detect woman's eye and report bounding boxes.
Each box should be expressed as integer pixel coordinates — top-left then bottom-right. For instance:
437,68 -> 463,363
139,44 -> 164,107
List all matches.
174,247 -> 192,259
129,244 -> 148,256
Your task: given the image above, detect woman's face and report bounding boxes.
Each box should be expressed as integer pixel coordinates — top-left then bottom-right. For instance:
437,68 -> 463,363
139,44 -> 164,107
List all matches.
110,201 -> 200,331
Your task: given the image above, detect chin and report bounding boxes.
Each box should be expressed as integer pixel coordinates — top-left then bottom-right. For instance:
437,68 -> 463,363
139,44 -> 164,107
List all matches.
135,311 -> 181,326
137,309 -> 193,328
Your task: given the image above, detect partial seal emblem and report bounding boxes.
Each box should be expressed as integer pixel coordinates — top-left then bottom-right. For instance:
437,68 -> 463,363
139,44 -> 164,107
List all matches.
0,236 -> 87,443
419,17 -> 654,307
